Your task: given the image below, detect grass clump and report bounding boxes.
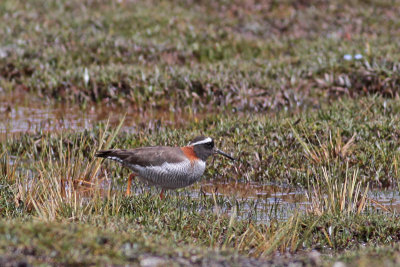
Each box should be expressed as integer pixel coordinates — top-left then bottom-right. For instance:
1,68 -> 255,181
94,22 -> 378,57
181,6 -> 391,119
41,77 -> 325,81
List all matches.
307,166 -> 369,217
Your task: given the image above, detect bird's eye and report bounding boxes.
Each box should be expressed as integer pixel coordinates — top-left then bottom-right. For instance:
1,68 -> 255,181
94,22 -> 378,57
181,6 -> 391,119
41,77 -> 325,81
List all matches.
206,142 -> 214,148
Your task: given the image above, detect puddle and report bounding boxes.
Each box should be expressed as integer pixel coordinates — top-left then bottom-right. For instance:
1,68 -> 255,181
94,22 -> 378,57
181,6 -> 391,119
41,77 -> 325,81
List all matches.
198,181 -> 306,201
9,157 -> 400,222
0,91 -> 200,140
187,183 -> 400,220
368,189 -> 400,212
193,181 -> 309,221
189,183 -> 400,220
59,175 -> 308,222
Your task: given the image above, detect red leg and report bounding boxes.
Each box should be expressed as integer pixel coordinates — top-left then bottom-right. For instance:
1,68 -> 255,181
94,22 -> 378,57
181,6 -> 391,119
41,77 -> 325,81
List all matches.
159,189 -> 164,200
126,173 -> 136,196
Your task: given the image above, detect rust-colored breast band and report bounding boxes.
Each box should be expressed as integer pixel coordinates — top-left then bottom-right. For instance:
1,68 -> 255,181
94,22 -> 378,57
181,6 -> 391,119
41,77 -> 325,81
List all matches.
181,146 -> 198,164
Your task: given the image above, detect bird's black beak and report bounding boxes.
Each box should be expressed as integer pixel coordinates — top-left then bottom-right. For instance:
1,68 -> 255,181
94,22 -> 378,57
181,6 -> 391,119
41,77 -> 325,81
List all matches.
214,148 -> 235,161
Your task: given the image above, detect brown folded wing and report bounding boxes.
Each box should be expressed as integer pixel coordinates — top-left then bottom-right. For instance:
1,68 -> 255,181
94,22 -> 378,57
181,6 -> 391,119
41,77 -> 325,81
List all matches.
95,146 -> 186,167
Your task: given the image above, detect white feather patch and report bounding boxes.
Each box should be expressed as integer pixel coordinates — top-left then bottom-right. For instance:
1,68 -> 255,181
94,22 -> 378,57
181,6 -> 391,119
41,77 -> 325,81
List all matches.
190,137 -> 212,146
107,156 -> 123,163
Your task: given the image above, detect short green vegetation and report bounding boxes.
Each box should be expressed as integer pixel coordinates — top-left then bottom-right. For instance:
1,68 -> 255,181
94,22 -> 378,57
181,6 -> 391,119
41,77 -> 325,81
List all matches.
2,0 -> 400,266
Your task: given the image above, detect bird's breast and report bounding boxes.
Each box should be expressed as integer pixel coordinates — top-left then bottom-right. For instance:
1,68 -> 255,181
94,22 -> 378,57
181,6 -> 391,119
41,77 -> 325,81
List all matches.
129,159 -> 206,189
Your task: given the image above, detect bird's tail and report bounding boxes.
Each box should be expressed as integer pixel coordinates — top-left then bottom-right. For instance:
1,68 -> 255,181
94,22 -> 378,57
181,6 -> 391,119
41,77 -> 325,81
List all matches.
95,150 -> 114,158
95,150 -> 125,164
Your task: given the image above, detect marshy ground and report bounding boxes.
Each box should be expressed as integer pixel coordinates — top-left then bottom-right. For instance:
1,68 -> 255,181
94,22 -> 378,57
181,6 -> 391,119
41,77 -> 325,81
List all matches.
2,0 -> 400,266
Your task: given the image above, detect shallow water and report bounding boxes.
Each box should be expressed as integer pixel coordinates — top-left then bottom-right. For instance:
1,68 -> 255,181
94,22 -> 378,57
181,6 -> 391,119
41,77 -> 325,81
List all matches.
0,90 -> 198,140
368,189 -> 400,212
193,181 -> 308,221
82,179 -> 310,222
193,182 -> 400,220
75,178 -> 400,222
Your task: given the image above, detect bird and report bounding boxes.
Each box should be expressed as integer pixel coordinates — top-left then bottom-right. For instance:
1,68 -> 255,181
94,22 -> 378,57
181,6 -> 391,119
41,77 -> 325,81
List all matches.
95,136 -> 235,198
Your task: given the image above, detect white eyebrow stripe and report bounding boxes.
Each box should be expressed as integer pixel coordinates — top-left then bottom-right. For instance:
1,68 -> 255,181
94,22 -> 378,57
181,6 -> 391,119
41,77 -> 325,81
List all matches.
190,137 -> 213,146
